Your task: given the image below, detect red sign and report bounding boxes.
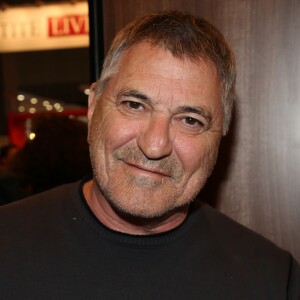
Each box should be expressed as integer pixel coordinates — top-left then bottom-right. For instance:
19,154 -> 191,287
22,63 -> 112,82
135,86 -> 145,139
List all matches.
7,109 -> 88,147
48,15 -> 89,37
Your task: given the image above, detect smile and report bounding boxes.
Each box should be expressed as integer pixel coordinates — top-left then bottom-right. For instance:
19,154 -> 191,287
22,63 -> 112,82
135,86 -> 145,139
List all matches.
125,162 -> 171,178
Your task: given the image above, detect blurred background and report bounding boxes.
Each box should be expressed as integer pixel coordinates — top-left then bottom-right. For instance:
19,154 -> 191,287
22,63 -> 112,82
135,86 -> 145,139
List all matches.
0,0 -> 90,146
0,0 -> 92,203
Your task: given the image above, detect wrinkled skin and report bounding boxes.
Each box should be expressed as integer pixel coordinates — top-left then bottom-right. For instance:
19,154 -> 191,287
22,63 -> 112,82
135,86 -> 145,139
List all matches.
85,42 -> 223,234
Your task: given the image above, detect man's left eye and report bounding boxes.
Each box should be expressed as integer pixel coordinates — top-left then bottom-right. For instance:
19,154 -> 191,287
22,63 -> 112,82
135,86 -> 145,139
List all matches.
183,117 -> 204,128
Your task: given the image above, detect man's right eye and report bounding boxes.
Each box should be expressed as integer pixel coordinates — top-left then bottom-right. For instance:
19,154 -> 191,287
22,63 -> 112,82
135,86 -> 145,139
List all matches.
123,101 -> 144,111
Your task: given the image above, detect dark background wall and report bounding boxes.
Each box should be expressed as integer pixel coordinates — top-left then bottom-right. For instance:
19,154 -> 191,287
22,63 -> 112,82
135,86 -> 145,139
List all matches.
101,0 -> 300,261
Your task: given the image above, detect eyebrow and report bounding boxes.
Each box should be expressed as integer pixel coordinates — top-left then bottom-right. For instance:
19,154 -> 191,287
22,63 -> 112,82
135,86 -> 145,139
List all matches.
176,106 -> 212,123
117,89 -> 150,102
117,88 -> 212,123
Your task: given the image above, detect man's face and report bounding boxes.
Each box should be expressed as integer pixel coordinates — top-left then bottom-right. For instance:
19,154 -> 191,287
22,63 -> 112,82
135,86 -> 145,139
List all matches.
88,42 -> 223,218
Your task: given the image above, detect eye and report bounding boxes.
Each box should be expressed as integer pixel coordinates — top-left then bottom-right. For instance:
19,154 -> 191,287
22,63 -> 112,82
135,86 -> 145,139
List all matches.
177,115 -> 209,134
182,116 -> 204,128
124,101 -> 144,111
183,117 -> 201,126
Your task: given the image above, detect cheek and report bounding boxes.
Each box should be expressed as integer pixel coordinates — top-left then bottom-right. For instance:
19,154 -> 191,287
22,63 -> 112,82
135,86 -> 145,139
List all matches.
174,135 -> 220,177
94,112 -> 140,151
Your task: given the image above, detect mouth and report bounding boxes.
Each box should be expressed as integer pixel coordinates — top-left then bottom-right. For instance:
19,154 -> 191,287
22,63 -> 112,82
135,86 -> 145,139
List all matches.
124,161 -> 171,178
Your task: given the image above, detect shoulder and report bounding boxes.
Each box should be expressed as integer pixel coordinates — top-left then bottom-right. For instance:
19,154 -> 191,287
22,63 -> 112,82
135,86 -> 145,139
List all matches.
0,180 -> 81,230
191,201 -> 282,249
189,201 -> 300,294
190,201 -> 298,269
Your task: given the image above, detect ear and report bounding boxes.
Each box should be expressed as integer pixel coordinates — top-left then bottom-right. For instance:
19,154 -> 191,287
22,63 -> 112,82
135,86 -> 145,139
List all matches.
87,82 -> 98,126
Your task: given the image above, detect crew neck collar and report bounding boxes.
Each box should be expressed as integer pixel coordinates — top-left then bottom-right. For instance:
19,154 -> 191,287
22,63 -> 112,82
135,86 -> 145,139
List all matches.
73,177 -> 200,247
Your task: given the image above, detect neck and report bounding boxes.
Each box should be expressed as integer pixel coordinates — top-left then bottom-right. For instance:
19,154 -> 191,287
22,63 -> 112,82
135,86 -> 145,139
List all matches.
83,179 -> 189,235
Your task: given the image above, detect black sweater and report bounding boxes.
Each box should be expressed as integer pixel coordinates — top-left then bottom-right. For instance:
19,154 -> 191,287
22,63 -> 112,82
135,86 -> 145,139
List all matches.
0,179 -> 299,299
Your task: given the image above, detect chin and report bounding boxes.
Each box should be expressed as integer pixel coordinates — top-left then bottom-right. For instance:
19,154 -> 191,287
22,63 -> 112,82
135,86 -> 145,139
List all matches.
108,192 -> 192,221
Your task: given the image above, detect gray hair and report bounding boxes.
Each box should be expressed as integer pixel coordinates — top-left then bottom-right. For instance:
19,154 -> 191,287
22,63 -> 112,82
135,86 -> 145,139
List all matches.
95,11 -> 236,135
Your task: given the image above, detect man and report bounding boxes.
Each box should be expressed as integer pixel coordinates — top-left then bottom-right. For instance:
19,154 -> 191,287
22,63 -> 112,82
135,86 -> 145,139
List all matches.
0,11 -> 299,299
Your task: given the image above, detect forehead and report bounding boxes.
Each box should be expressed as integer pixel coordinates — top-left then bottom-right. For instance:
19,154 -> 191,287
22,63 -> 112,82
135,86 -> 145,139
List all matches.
107,42 -> 221,109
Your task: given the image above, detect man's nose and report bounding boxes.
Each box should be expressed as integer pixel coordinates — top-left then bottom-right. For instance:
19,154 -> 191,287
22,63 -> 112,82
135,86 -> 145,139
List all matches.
137,115 -> 173,159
